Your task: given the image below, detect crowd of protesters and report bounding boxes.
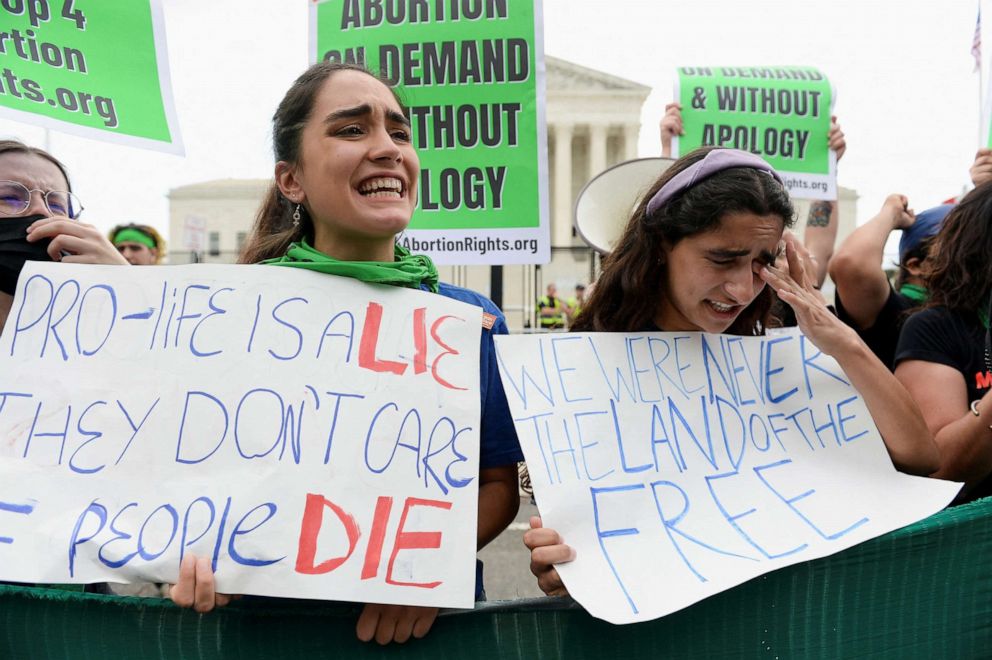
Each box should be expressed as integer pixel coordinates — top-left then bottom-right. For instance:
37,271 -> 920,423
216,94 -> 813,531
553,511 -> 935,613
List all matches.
3,61 -> 992,644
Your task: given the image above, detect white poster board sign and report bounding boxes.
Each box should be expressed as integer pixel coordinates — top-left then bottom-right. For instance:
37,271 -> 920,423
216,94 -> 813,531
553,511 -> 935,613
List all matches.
0,262 -> 482,608
495,331 -> 960,624
181,215 -> 207,253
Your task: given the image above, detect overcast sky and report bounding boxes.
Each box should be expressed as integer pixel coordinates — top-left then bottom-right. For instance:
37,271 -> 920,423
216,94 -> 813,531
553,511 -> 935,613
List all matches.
0,0 -> 984,255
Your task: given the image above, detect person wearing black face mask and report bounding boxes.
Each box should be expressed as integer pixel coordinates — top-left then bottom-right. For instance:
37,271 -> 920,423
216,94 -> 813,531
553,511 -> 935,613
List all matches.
0,141 -> 148,596
0,213 -> 53,295
0,139 -> 126,332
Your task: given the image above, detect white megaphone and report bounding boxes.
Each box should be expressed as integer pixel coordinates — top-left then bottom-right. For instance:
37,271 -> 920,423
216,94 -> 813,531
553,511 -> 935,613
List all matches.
573,157 -> 675,254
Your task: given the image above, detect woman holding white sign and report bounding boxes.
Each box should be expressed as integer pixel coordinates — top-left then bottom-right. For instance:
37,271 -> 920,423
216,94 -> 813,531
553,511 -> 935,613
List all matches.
0,139 -> 127,332
168,62 -> 523,645
525,146 -> 939,597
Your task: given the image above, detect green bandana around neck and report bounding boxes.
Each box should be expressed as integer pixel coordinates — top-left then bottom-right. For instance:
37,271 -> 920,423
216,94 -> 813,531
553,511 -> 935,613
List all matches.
112,227 -> 156,250
898,283 -> 928,303
262,239 -> 439,293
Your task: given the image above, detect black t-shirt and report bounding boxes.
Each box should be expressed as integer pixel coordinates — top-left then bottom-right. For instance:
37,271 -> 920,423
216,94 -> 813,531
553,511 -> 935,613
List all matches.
835,285 -> 917,370
895,306 -> 992,502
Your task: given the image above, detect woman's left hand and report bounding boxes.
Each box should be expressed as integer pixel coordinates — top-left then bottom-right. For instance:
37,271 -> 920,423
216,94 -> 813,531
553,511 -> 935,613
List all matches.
761,234 -> 856,357
355,603 -> 438,645
26,216 -> 128,265
767,237 -> 939,476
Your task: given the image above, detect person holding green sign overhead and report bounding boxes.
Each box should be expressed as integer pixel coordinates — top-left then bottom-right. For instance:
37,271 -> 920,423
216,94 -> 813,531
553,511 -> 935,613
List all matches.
0,139 -> 127,333
524,146 -> 939,598
168,62 -> 523,645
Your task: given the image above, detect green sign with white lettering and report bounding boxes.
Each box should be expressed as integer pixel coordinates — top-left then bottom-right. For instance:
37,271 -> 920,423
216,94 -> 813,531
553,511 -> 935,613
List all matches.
0,0 -> 182,154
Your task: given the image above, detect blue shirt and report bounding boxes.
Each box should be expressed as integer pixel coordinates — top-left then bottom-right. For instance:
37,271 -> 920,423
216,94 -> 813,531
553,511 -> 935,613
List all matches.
430,282 -> 524,470
430,283 -> 523,601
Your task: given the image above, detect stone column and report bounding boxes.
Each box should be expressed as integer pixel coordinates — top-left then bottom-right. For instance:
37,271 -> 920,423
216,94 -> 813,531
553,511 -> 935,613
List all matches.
553,123 -> 574,247
589,124 -> 608,179
624,123 -> 640,161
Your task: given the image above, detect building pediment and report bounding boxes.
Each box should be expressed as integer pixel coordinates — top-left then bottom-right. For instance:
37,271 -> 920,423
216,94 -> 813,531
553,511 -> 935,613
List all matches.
547,56 -> 651,93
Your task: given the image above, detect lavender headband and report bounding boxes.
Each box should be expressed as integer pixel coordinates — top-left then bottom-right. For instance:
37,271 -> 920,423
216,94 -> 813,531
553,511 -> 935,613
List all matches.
645,148 -> 783,217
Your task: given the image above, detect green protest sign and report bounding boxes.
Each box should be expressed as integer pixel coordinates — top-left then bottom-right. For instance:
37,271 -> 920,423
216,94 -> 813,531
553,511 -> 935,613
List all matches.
674,67 -> 834,200
0,0 -> 182,154
985,86 -> 992,148
310,0 -> 550,265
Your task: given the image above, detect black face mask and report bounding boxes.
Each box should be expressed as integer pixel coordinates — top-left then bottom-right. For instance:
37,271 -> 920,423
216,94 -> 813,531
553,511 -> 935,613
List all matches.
0,215 -> 53,295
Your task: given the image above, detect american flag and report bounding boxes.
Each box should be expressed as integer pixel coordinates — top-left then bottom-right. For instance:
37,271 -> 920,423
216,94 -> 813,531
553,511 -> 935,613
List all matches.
974,4 -> 983,72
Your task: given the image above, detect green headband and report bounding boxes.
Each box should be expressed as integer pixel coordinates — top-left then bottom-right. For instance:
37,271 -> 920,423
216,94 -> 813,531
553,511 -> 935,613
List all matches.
113,227 -> 156,250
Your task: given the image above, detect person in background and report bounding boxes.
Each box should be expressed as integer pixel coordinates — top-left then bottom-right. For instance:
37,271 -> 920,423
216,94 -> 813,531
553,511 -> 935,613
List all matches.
828,196 -> 951,369
537,282 -> 565,329
0,139 -> 134,595
0,139 -> 126,333
829,146 -> 992,369
167,62 -> 523,645
660,104 -> 845,287
895,182 -> 992,504
565,283 -> 586,324
525,146 -> 938,598
109,223 -> 165,265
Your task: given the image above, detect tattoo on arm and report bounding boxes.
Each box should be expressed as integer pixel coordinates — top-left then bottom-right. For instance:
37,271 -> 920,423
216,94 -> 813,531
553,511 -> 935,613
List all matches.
806,201 -> 833,228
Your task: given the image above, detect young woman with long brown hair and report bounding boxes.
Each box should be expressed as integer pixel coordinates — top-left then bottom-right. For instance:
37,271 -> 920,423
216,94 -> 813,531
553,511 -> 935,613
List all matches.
895,181 -> 992,504
526,146 -> 939,597
169,62 -> 523,645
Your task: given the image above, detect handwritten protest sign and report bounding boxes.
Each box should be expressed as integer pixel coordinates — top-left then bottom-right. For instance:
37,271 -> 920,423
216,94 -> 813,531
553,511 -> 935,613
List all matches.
309,0 -> 550,265
674,67 -> 834,200
0,0 -> 182,154
0,262 -> 482,608
495,331 -> 960,624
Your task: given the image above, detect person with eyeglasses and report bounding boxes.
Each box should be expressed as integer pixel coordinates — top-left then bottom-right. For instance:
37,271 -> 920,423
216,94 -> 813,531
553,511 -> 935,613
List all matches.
108,223 -> 166,265
0,139 -> 126,332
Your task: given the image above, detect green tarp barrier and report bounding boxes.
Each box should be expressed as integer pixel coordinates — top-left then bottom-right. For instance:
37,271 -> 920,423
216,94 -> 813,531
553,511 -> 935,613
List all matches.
2,497 -> 991,659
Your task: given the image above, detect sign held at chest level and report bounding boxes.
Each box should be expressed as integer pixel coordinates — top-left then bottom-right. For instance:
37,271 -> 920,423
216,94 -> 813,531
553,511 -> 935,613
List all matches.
0,262 -> 484,608
494,330 -> 961,624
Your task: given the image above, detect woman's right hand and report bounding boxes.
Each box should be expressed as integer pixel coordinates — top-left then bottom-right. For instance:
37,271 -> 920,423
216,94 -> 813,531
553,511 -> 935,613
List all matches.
26,216 -> 129,265
523,516 -> 575,597
168,553 -> 236,613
